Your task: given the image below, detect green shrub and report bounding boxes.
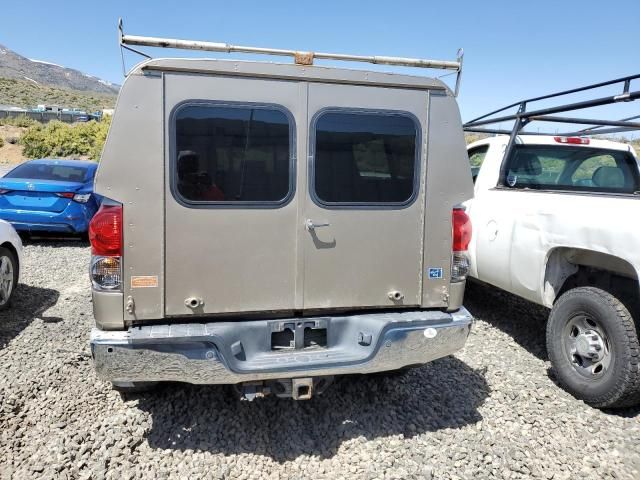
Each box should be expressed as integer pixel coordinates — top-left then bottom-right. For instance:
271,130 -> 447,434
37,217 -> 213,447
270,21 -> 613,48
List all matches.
0,136 -> 3,148
90,116 -> 111,160
21,124 -> 47,158
465,132 -> 489,145
21,117 -> 111,160
0,115 -> 37,128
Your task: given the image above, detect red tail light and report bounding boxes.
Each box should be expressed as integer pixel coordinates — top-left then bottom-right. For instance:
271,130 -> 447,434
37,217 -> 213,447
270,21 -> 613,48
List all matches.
56,192 -> 75,199
89,205 -> 122,256
452,208 -> 472,252
554,136 -> 589,145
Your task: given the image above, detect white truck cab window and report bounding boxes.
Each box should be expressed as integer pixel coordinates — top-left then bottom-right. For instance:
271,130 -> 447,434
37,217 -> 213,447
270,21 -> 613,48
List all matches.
504,145 -> 639,194
468,145 -> 489,183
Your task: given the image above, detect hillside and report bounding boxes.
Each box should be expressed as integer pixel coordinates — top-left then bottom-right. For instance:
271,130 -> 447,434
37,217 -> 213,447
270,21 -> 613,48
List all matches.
0,77 -> 115,112
0,44 -> 119,95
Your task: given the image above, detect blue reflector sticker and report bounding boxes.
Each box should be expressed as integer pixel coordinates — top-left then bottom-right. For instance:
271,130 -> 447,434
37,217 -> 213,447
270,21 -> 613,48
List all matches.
428,267 -> 443,279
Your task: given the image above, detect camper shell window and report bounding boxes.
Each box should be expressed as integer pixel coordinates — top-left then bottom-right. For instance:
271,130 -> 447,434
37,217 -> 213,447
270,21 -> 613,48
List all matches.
311,109 -> 420,208
172,102 -> 295,206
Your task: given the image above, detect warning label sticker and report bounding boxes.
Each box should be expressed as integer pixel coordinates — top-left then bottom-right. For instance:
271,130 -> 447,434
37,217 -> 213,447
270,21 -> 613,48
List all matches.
131,276 -> 159,288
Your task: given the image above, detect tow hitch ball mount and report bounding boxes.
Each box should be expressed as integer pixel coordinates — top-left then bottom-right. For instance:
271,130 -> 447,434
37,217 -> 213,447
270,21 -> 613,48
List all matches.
237,376 -> 334,401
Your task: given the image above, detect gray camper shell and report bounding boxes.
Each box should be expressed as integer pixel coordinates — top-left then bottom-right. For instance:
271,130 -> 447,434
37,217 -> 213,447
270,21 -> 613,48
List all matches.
89,47 -> 474,399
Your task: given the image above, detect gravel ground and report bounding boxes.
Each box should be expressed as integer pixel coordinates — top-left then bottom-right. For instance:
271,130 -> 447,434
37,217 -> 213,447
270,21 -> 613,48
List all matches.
0,242 -> 639,480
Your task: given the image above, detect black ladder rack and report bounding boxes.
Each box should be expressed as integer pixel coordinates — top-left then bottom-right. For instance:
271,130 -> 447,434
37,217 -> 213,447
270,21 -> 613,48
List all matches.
463,73 -> 640,174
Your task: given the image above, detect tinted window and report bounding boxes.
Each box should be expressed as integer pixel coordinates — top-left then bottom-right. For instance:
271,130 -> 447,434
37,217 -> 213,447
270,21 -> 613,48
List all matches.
504,145 -> 640,194
313,111 -> 418,205
571,155 -> 617,185
6,163 -> 89,182
175,105 -> 292,203
468,145 -> 489,183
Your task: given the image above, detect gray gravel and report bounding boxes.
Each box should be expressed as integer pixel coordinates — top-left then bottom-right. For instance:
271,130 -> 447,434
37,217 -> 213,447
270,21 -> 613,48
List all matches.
0,243 -> 639,479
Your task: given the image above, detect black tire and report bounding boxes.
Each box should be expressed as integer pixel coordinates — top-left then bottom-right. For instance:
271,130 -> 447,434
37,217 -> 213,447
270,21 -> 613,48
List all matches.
111,381 -> 158,394
547,286 -> 640,408
0,246 -> 18,311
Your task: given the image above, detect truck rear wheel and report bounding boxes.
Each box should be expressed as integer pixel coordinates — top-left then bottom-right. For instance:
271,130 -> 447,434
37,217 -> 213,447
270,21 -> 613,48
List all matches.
547,286 -> 640,408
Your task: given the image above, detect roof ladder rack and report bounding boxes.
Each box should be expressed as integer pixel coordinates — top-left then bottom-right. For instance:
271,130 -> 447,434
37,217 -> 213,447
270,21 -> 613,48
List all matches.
117,18 -> 465,95
463,73 -> 640,173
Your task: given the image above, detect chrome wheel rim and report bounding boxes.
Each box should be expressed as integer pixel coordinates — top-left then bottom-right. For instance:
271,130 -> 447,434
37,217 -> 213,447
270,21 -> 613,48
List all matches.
563,314 -> 611,379
0,255 -> 13,306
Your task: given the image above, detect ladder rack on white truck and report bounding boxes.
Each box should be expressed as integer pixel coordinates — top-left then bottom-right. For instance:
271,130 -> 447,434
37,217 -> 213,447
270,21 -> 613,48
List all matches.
463,74 -> 640,409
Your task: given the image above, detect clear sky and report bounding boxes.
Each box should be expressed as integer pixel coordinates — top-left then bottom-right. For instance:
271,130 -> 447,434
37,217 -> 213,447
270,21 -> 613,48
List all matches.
2,0 -> 638,129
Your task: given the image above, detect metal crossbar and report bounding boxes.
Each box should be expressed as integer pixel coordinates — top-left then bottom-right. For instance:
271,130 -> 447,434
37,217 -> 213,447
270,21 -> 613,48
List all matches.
578,114 -> 640,134
465,74 -> 640,127
463,74 -> 640,177
117,18 -> 464,95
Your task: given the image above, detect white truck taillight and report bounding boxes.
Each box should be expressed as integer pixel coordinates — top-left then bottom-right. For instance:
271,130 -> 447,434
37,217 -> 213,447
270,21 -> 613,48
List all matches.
89,205 -> 123,291
451,208 -> 472,282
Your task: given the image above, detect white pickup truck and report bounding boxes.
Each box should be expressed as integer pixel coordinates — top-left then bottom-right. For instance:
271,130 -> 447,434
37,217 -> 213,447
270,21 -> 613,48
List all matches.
466,134 -> 640,408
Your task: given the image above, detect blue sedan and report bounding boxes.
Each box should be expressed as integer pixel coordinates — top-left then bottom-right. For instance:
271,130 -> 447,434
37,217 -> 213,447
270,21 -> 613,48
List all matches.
0,159 -> 100,234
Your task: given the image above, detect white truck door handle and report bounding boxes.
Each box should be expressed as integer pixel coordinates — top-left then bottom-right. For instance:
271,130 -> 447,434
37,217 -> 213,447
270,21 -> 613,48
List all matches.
305,219 -> 330,231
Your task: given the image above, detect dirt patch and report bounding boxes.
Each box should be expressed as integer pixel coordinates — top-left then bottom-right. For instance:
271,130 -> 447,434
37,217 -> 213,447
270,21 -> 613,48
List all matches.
0,125 -> 26,165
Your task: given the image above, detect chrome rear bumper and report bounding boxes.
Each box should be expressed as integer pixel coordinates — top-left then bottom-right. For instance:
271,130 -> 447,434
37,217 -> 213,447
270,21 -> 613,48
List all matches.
90,307 -> 473,385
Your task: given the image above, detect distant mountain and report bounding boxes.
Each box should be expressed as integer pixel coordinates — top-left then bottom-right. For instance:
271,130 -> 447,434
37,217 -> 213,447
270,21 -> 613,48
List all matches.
0,44 -> 119,95
0,77 -> 116,112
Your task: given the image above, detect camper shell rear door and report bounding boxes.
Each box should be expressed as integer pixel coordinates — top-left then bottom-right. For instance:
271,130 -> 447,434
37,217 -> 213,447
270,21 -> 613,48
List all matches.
164,71 -> 427,316
164,73 -> 304,316
302,83 -> 427,309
